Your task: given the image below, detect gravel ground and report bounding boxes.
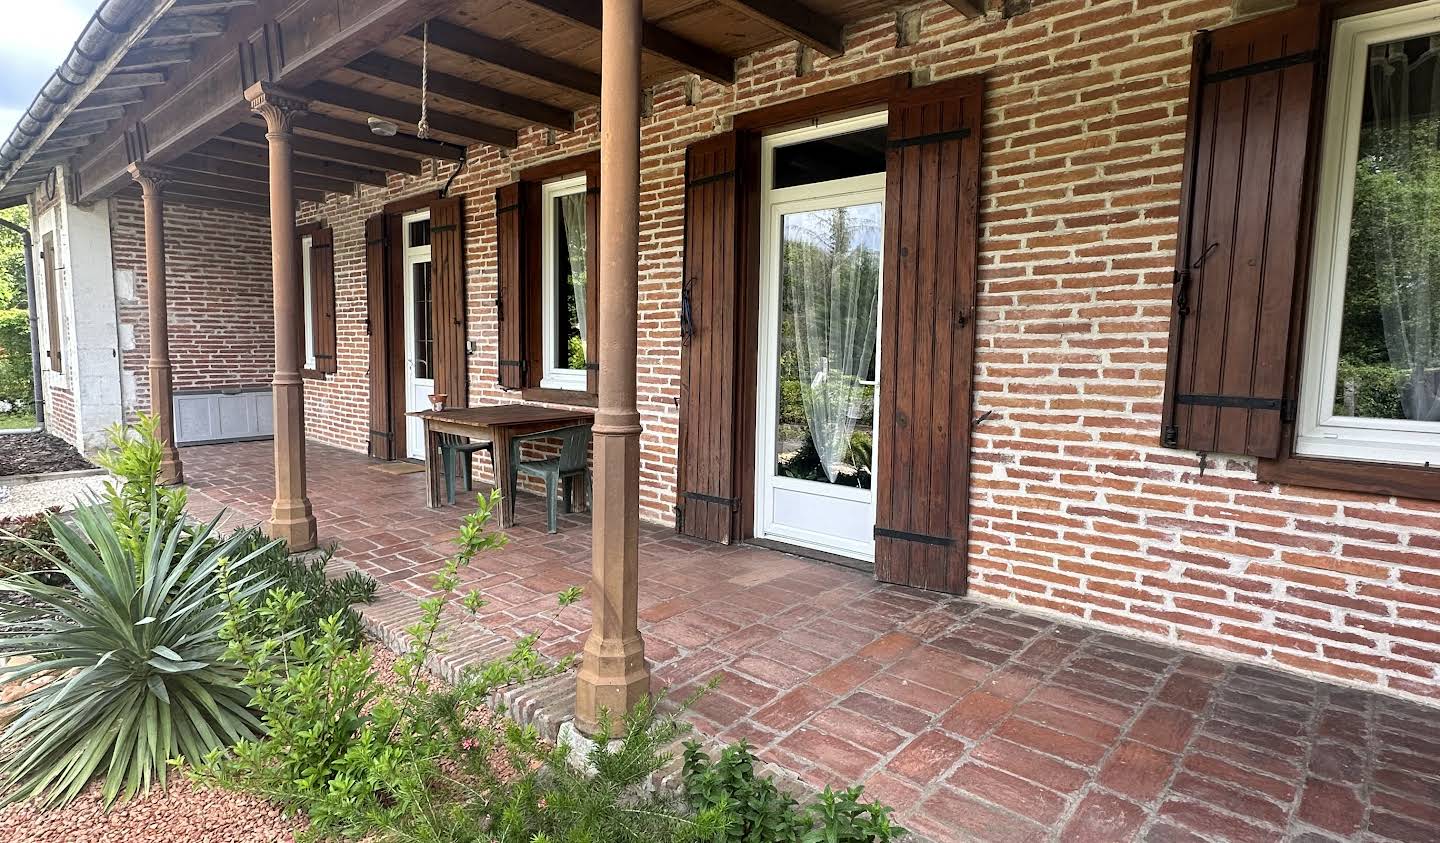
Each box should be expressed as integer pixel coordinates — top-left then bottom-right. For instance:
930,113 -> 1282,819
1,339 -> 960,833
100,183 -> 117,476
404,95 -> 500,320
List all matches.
0,432 -> 93,477
0,475 -> 110,518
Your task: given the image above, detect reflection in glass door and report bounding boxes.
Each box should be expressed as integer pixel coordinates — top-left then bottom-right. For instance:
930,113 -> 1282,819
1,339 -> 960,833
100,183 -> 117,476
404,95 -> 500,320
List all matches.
756,113 -> 886,561
402,211 -> 434,460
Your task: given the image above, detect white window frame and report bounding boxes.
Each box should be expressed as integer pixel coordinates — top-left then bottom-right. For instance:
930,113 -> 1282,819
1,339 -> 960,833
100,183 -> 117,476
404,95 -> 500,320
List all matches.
300,234 -> 316,371
1295,1 -> 1440,467
540,174 -> 589,391
403,209 -> 434,382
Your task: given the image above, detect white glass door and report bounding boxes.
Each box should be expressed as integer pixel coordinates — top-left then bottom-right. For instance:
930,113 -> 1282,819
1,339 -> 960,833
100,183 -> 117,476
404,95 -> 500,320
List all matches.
402,212 -> 434,460
755,113 -> 887,561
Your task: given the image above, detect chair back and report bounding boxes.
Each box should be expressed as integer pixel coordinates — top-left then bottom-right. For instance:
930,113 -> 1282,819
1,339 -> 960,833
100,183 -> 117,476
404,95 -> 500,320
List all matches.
550,424 -> 592,473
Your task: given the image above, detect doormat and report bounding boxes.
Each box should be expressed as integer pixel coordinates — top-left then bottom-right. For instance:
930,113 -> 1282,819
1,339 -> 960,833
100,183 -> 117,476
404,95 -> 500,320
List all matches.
370,462 -> 426,476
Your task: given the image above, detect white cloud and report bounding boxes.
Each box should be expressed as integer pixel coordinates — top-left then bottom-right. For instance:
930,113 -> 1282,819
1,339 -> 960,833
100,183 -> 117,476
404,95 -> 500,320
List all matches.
0,1 -> 98,138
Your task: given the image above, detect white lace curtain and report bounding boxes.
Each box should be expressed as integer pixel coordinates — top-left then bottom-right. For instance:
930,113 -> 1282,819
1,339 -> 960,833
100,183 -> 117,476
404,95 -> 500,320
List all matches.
558,191 -> 589,361
782,205 -> 881,482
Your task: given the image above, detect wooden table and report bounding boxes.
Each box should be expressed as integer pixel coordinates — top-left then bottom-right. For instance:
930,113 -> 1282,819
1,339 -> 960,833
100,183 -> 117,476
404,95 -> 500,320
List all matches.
410,404 -> 594,526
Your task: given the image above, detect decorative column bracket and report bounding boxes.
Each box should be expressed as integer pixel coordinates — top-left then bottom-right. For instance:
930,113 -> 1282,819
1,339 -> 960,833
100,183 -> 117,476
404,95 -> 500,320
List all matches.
246,82 -> 318,552
127,161 -> 185,486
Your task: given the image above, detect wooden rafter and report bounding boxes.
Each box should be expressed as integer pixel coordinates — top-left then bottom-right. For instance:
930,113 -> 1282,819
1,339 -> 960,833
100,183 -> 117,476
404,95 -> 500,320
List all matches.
95,71 -> 168,91
160,186 -> 271,215
50,120 -> 116,140
517,0 -> 735,84
295,114 -> 464,160
75,89 -> 148,110
224,123 -> 423,174
346,53 -> 573,130
136,15 -> 228,46
304,81 -> 518,147
168,168 -> 328,203
712,0 -> 845,57
169,0 -> 258,13
411,21 -> 600,99
192,138 -> 389,186
940,0 -> 985,18
169,153 -> 357,195
59,105 -> 127,122
116,46 -> 193,71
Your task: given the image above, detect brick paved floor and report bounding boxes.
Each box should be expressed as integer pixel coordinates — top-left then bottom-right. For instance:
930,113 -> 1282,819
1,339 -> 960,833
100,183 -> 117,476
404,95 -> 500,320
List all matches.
182,440 -> 1440,842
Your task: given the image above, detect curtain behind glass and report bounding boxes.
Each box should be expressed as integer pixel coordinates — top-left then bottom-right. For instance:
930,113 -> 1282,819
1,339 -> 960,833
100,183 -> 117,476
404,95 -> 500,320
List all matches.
779,204 -> 882,483
558,191 -> 589,368
1337,36 -> 1440,422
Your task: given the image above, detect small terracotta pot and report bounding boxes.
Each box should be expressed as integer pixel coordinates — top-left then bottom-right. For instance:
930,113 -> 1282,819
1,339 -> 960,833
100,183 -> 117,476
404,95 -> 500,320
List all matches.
428,393 -> 448,411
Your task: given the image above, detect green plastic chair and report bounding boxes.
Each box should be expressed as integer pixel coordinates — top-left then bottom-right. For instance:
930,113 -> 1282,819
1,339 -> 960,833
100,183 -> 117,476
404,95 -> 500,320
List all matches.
508,424 -> 592,534
440,433 -> 494,505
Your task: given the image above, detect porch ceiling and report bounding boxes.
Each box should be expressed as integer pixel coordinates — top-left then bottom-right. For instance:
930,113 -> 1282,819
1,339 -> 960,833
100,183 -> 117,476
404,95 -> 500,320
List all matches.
0,0 -> 942,212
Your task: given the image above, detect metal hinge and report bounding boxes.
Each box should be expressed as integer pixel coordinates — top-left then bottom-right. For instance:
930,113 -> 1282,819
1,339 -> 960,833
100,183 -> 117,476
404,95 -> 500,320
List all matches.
1161,424 -> 1180,449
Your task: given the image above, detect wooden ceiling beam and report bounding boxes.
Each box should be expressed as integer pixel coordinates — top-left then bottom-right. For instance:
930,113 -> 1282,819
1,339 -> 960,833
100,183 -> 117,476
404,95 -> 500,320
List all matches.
712,0 -> 845,57
116,46 -> 193,71
346,53 -> 573,130
224,123 -> 423,174
95,71 -> 168,91
304,81 -> 518,148
170,153 -> 357,195
294,114 -> 464,160
169,0 -> 258,13
939,0 -> 985,18
517,0 -> 735,84
411,21 -> 600,100
167,169 -> 328,203
50,120 -> 117,140
136,15 -> 228,46
159,185 -> 272,215
192,138 -> 390,186
75,89 -> 148,110
64,105 -> 128,122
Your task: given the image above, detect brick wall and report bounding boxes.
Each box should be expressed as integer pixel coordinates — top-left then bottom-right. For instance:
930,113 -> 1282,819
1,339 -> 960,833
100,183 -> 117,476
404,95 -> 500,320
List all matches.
110,197 -> 274,419
111,0 -> 1440,704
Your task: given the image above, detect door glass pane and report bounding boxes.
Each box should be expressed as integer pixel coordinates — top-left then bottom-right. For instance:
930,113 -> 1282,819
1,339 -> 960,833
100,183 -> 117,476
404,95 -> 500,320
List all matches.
1332,32 -> 1440,424
552,191 -> 589,371
775,202 -> 883,488
412,260 -> 433,380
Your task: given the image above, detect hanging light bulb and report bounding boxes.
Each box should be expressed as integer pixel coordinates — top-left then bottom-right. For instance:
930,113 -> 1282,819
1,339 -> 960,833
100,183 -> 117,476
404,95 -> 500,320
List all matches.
416,20 -> 431,141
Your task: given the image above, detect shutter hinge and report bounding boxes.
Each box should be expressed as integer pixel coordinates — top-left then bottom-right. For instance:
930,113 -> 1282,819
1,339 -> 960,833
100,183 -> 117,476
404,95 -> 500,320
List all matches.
364,318 -> 372,336
1162,424 -> 1180,449
1173,269 -> 1191,316
1281,398 -> 1298,425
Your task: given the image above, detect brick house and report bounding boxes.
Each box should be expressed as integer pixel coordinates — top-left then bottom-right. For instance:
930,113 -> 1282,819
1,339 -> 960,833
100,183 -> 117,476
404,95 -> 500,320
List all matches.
2,0 -> 1437,734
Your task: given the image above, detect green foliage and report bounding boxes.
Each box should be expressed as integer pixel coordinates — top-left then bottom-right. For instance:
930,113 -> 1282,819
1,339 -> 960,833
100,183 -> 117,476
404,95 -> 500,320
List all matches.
0,308 -> 31,414
94,414 -> 188,559
568,333 -> 587,371
0,509 -> 64,585
683,740 -> 905,843
1333,360 -> 1409,420
0,206 -> 26,311
225,528 -> 376,647
0,505 -> 276,808
779,430 -> 873,489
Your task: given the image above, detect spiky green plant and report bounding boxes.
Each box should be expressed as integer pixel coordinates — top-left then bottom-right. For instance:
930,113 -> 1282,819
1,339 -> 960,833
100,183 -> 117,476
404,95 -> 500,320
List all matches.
0,503 -> 277,808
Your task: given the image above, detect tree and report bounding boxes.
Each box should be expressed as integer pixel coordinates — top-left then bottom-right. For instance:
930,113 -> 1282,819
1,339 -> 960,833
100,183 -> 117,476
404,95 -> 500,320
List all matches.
0,205 -> 33,415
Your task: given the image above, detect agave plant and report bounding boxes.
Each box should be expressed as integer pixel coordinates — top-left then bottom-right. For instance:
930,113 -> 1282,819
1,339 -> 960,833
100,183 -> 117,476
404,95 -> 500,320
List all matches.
0,502 -> 278,808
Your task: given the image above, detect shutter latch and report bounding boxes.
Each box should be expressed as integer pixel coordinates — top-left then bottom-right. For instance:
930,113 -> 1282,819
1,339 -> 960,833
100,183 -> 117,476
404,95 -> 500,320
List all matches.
1174,269 -> 1192,316
1161,424 -> 1179,449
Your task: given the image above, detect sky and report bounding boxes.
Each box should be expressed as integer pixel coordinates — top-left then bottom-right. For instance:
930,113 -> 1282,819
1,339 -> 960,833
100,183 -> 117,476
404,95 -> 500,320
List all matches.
0,1 -> 96,142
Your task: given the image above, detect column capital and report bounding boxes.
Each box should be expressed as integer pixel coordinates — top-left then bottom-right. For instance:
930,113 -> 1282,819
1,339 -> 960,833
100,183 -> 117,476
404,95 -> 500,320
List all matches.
245,82 -> 309,133
127,162 -> 178,195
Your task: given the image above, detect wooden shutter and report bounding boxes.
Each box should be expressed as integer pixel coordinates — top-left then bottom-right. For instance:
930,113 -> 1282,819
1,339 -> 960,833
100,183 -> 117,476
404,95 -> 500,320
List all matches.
495,183 -> 528,389
364,214 -> 396,460
1161,6 -> 1322,458
310,227 -> 337,375
678,132 -> 750,543
874,76 -> 984,595
41,233 -> 60,372
430,196 -> 468,406
585,163 -> 601,394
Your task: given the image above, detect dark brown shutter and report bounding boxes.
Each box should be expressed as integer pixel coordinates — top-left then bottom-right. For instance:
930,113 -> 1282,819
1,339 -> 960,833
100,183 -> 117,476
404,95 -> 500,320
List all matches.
874,76 -> 984,595
495,183 -> 528,389
585,163 -> 601,394
430,196 -> 468,406
677,131 -> 748,543
1162,6 -> 1322,458
310,227 -> 337,375
41,233 -> 60,372
364,213 -> 396,460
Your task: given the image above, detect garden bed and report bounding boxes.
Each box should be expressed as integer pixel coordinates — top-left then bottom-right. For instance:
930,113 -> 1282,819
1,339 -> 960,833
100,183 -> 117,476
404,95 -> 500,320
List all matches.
0,431 -> 92,477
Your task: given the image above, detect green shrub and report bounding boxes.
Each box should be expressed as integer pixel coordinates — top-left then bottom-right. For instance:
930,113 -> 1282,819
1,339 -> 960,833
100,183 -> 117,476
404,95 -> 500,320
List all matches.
0,505 -> 277,807
1334,360 -> 1409,420
0,509 -> 62,585
94,414 -> 188,560
225,528 -> 375,647
683,740 -> 905,843
0,308 -> 31,414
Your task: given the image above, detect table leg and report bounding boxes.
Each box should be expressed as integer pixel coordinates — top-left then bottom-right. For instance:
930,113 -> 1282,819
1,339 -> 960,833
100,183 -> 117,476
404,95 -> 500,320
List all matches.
493,429 -> 515,528
424,424 -> 442,509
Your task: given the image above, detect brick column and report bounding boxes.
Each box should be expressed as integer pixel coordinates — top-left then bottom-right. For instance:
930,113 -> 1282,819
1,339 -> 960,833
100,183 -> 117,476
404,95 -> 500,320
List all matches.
247,82 -> 317,552
127,163 -> 184,485
575,0 -> 651,736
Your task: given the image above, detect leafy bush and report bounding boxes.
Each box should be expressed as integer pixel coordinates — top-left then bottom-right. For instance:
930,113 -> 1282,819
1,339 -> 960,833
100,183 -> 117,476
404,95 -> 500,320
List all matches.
684,740 -> 905,843
0,308 -> 32,415
0,509 -> 61,585
1334,360 -> 1409,420
94,414 -> 188,559
225,528 -> 376,647
0,505 -> 277,807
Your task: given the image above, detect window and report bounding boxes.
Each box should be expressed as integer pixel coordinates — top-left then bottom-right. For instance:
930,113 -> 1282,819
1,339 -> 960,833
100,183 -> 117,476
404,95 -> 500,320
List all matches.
40,232 -> 62,374
404,212 -> 435,382
1297,2 -> 1440,467
301,234 -> 315,371
540,174 -> 589,391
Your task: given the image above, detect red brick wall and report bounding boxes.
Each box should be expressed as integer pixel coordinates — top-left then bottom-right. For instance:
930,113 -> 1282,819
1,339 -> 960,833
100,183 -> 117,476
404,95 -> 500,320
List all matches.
110,196 -> 274,419
45,385 -> 77,445
134,0 -> 1438,704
